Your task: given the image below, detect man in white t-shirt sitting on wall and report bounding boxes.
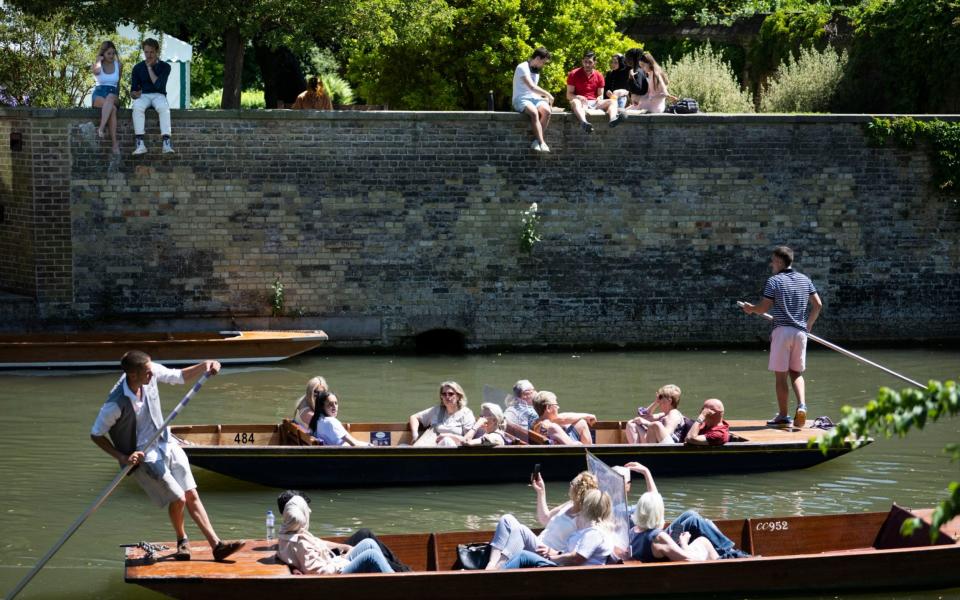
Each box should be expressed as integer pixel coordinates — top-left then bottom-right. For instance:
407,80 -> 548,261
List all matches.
512,47 -> 555,153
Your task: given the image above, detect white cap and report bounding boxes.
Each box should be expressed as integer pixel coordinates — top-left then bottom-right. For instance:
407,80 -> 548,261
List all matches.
612,466 -> 630,483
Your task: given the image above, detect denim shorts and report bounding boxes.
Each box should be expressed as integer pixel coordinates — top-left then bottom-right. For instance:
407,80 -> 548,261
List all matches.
92,85 -> 119,101
513,96 -> 547,113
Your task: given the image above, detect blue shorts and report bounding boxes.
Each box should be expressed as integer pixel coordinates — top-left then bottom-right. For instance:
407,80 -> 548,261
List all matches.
513,96 -> 547,113
92,85 -> 119,101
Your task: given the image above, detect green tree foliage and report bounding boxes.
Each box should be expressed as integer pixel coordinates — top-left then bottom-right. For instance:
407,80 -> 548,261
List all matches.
818,380 -> 960,541
759,46 -> 846,113
321,73 -> 354,106
344,0 -> 638,110
10,0 -> 383,109
748,6 -> 831,81
0,5 -> 136,107
664,43 -> 753,112
837,0 -> 960,113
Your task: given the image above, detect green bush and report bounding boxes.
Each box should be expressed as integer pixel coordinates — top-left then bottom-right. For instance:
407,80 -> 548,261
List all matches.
321,73 -> 354,106
664,44 -> 754,113
760,46 -> 847,113
749,7 -> 832,81
191,88 -> 265,109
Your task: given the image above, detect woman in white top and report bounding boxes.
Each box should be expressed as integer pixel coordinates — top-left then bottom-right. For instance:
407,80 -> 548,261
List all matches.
91,40 -> 122,152
485,470 -> 599,569
503,488 -> 615,568
292,376 -> 328,429
408,381 -> 475,447
309,390 -> 369,446
636,52 -> 676,114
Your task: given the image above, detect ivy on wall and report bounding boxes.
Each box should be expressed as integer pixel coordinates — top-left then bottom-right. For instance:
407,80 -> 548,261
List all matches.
866,117 -> 960,194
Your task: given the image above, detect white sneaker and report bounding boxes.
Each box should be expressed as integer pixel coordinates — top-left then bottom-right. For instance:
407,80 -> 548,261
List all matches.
530,140 -> 541,151
162,139 -> 175,154
539,142 -> 550,153
132,140 -> 147,155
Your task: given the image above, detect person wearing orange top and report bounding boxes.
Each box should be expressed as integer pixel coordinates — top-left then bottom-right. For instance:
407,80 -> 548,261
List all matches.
291,76 -> 333,110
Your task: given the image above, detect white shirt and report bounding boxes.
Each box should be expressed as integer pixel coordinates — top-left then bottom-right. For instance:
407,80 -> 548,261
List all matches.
91,363 -> 184,463
313,416 -> 348,446
414,405 -> 476,436
566,526 -> 613,565
512,61 -> 540,103
538,504 -> 577,550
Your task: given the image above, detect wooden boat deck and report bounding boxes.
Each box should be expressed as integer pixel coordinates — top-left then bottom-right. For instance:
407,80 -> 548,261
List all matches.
0,330 -> 327,368
125,508 -> 960,599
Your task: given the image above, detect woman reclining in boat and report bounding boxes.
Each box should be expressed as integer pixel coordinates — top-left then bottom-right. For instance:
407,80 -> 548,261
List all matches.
624,462 -> 750,560
485,471 -> 599,569
277,495 -> 395,574
309,390 -> 369,446
502,488 -> 615,569
531,391 -> 596,445
436,402 -> 509,447
630,490 -> 720,562
293,376 -> 329,428
277,490 -> 411,572
408,381 -> 476,447
625,384 -> 690,444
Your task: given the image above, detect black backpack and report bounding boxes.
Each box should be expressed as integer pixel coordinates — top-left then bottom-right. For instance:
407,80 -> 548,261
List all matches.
666,98 -> 699,114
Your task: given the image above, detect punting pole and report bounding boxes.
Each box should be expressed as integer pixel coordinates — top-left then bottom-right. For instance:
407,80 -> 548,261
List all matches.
5,373 -> 212,600
737,301 -> 925,390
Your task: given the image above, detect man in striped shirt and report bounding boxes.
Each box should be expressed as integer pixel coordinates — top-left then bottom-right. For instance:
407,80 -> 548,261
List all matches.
741,246 -> 822,427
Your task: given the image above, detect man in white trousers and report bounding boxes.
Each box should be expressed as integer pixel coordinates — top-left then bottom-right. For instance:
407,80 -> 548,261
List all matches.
130,38 -> 174,155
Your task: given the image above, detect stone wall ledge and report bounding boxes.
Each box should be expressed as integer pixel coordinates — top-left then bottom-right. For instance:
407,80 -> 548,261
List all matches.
2,106 -> 958,125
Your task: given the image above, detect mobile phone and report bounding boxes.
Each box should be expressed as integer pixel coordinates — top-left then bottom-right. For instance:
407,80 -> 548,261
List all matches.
530,463 -> 541,483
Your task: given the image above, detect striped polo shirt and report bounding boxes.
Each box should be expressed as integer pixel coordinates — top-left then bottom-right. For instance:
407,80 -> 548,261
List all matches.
762,268 -> 817,331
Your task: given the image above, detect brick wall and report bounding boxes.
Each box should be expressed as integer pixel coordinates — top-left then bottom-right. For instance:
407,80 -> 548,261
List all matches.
1,108 -> 958,346
0,116 -> 36,296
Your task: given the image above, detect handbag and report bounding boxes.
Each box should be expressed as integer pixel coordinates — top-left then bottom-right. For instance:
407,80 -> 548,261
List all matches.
455,542 -> 492,570
666,98 -> 699,114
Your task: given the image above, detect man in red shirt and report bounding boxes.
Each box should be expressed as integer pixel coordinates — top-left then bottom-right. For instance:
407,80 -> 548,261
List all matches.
684,398 -> 730,445
566,50 -> 624,133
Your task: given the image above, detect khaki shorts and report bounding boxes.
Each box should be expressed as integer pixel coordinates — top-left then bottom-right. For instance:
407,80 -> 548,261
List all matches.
132,443 -> 196,507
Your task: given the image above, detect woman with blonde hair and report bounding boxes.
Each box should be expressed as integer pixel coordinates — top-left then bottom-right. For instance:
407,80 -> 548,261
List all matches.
630,491 -> 719,562
293,376 -> 329,428
291,75 -> 333,110
625,384 -> 688,444
408,381 -> 476,446
91,40 -> 122,152
485,470 -> 599,569
636,52 -> 676,114
502,488 -> 615,569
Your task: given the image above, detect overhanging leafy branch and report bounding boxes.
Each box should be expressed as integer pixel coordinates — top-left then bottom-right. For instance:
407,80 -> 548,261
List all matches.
817,380 -> 960,539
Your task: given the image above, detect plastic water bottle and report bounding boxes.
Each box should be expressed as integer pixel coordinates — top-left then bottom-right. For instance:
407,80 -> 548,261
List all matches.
266,510 -> 275,541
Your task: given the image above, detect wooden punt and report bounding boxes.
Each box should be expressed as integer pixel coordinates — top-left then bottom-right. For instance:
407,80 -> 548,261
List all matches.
174,418 -> 866,488
0,330 -> 327,368
125,506 -> 960,599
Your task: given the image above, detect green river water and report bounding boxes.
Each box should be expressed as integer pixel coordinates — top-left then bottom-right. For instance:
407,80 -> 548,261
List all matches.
0,348 -> 957,599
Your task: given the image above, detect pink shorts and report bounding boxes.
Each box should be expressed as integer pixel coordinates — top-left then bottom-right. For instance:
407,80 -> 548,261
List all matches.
768,326 -> 807,373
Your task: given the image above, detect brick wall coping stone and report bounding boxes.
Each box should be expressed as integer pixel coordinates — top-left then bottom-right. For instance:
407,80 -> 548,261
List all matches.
1,107 -> 958,125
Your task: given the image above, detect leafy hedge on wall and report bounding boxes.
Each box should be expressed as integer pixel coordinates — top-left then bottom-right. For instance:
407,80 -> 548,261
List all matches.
866,117 -> 960,194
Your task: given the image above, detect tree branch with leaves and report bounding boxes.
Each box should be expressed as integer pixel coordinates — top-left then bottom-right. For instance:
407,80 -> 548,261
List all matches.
817,380 -> 960,540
